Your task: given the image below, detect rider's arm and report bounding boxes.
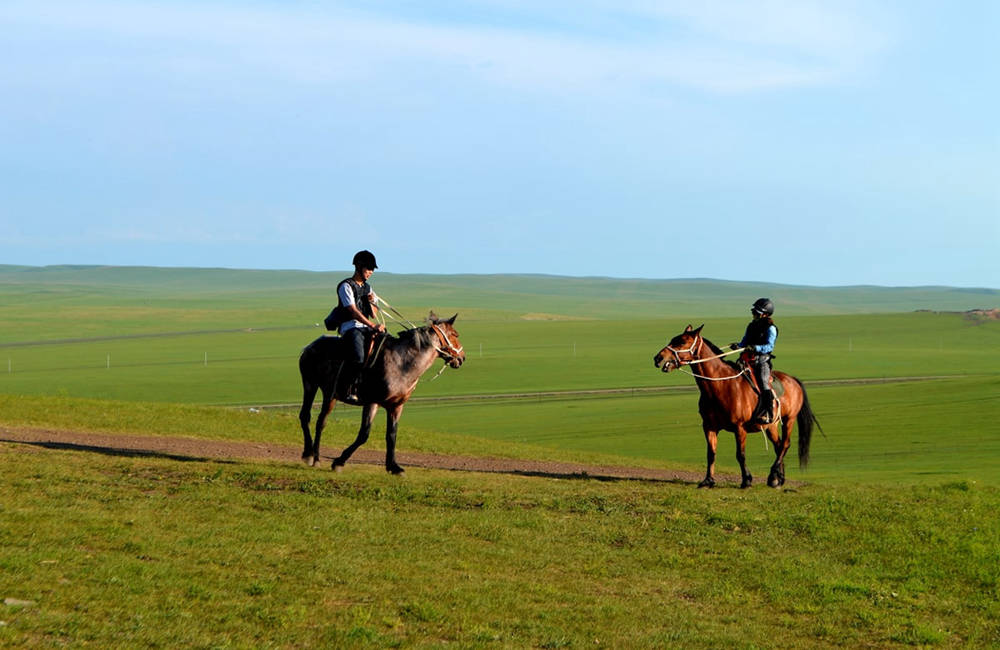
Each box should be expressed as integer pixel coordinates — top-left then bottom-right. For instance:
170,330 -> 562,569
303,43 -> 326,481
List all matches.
756,325 -> 777,354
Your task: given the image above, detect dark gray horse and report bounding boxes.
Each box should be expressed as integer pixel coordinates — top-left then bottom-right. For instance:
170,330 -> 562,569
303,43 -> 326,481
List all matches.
299,312 -> 464,474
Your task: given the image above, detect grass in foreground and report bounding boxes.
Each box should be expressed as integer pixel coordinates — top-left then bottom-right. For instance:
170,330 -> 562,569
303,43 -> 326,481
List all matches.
1,446 -> 997,648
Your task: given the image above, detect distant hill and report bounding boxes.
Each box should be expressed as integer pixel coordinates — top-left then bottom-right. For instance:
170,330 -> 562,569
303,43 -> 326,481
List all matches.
0,264 -> 996,319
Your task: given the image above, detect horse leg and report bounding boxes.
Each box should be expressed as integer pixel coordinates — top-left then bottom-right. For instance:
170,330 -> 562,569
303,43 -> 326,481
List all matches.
699,427 -> 718,488
311,388 -> 334,467
299,382 -> 318,464
332,403 -> 379,471
765,421 -> 784,487
735,429 -> 753,488
768,417 -> 793,487
384,404 -> 405,475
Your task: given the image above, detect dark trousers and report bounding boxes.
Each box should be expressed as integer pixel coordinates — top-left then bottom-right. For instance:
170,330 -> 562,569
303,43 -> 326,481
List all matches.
752,354 -> 772,392
342,328 -> 367,364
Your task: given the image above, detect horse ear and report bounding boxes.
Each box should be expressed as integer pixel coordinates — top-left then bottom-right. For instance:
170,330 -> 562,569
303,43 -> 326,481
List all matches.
694,324 -> 704,335
428,311 -> 438,324
684,324 -> 693,332
446,313 -> 457,325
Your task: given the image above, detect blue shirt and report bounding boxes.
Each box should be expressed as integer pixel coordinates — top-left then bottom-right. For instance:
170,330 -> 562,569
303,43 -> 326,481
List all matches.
740,324 -> 777,354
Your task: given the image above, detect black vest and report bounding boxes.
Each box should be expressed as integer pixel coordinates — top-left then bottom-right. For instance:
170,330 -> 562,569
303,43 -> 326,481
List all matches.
338,278 -> 374,319
745,318 -> 777,346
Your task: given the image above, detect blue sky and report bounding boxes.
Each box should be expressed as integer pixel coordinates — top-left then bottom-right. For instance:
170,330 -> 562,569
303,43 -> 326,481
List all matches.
1,1 -> 997,287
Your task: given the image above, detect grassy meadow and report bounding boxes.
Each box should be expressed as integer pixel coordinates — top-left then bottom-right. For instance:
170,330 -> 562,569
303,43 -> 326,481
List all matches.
2,446 -> 998,648
1,265 -> 999,647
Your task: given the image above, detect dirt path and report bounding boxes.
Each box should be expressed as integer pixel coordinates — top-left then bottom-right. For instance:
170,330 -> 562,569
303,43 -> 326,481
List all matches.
0,425 -> 739,485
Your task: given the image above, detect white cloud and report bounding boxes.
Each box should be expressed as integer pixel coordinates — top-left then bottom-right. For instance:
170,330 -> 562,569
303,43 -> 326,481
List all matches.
0,0 -> 894,95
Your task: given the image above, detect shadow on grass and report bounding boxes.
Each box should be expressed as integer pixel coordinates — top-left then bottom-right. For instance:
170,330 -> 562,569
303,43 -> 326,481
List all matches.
3,438 -> 239,465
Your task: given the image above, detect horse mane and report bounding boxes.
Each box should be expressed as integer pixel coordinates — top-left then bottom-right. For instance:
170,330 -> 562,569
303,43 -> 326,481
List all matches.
703,337 -> 741,371
391,325 -> 436,350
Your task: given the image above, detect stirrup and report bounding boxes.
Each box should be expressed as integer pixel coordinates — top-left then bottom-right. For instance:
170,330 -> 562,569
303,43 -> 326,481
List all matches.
750,404 -> 772,426
340,381 -> 363,405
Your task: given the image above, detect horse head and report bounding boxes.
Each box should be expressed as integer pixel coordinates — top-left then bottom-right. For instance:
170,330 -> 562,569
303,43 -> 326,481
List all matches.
653,324 -> 704,372
428,311 -> 465,368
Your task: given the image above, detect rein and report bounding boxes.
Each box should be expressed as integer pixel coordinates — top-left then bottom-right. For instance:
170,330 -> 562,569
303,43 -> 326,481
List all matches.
665,337 -> 748,381
375,296 -> 419,329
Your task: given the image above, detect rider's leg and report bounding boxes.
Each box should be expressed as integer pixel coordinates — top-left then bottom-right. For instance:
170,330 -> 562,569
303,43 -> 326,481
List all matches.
752,357 -> 774,424
341,328 -> 366,404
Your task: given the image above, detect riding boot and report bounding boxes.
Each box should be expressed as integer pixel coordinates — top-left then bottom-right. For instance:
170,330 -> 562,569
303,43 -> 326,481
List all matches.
339,361 -> 364,405
752,390 -> 774,425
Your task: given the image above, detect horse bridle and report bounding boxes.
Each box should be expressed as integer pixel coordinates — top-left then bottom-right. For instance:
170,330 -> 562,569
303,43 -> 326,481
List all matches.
430,324 -> 464,362
663,335 -> 704,368
662,335 -> 748,382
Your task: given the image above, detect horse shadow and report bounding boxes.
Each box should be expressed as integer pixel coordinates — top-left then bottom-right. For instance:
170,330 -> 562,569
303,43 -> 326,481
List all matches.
2,438 -> 239,465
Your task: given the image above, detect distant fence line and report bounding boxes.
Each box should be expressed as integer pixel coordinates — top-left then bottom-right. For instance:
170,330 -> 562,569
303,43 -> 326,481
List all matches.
0,325 -> 311,348
241,375 -> 964,410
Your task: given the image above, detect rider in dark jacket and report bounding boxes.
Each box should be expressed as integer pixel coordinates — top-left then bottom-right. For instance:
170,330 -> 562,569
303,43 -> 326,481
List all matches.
731,298 -> 778,425
336,250 -> 386,404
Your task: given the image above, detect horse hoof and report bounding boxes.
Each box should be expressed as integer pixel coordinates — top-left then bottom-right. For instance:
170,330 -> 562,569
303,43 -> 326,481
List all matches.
698,478 -> 715,488
331,459 -> 345,472
387,465 -> 405,476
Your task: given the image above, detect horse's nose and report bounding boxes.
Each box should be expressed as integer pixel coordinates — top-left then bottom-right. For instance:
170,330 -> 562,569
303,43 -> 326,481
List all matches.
653,353 -> 663,367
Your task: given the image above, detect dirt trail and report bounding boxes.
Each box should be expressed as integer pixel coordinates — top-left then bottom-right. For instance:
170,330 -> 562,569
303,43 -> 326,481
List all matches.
0,425 -> 739,485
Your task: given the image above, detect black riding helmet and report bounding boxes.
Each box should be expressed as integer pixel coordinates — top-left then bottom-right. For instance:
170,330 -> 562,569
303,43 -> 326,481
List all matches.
352,250 -> 378,270
751,297 -> 774,316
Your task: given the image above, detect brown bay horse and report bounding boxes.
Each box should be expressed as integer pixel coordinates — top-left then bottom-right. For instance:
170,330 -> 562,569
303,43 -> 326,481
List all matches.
299,312 -> 465,474
653,325 -> 822,488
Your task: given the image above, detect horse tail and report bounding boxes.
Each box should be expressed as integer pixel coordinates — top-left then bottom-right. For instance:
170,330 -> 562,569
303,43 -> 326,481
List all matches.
793,377 -> 823,469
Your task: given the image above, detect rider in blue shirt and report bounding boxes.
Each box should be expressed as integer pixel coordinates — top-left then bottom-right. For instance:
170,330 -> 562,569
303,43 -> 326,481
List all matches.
731,298 -> 778,425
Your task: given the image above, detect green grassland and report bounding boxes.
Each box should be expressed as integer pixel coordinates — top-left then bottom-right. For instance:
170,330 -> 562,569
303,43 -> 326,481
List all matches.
2,312 -> 998,402
1,266 -> 998,486
2,266 -> 999,646
1,446 -> 997,647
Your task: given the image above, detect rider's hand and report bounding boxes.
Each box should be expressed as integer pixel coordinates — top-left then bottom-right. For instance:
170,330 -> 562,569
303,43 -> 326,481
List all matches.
729,342 -> 740,351
375,323 -> 386,333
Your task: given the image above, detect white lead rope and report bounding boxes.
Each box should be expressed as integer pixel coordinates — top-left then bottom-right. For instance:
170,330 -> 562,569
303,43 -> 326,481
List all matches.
374,295 -> 419,329
686,345 -> 747,365
678,365 -> 749,382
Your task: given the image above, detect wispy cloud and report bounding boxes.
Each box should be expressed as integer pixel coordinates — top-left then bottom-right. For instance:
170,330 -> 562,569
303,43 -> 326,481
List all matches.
0,0 -> 893,95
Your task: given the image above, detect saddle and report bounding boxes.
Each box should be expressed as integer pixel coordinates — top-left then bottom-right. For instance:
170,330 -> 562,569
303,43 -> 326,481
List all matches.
316,331 -> 384,367
737,354 -> 784,397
